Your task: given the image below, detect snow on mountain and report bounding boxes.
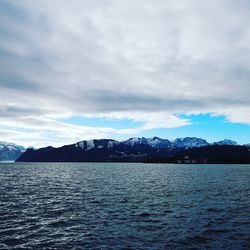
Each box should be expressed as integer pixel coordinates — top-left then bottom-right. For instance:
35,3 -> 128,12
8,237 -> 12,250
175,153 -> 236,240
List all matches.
146,137 -> 172,148
123,137 -> 148,146
75,139 -> 120,150
4,137 -> 243,162
72,137 -> 242,151
123,137 -> 172,149
0,141 -> 26,152
15,137 -> 246,163
214,139 -> 239,146
75,140 -> 95,150
123,137 -> 242,149
173,137 -> 209,148
0,142 -> 26,161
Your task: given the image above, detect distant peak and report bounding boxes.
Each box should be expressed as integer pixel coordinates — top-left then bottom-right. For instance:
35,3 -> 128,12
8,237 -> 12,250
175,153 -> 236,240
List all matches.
214,139 -> 238,146
173,137 -> 209,148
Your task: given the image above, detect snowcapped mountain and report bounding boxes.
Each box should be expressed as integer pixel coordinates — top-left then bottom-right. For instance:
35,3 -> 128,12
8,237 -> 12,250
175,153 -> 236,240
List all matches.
16,137 -> 246,163
123,137 -> 244,149
75,139 -> 120,150
214,139 -> 238,146
0,142 -> 26,161
123,137 -> 172,149
124,137 -> 209,149
173,137 -> 209,148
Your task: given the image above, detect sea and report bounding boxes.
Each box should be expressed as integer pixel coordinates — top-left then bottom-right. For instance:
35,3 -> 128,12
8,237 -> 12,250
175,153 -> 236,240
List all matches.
0,163 -> 249,249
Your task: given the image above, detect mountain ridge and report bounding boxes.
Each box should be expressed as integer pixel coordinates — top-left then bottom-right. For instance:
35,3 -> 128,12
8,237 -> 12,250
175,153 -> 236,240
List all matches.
16,137 -> 250,163
123,137 -> 240,148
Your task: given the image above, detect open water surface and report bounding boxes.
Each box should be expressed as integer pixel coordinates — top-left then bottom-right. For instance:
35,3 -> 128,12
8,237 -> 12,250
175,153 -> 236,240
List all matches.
0,163 -> 249,249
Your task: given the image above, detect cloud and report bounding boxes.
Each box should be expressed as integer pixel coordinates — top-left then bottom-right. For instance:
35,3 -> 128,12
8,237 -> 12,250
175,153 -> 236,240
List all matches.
0,0 -> 250,146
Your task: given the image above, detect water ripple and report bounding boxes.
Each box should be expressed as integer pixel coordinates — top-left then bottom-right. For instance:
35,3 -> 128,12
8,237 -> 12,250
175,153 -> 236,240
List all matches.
0,163 -> 249,249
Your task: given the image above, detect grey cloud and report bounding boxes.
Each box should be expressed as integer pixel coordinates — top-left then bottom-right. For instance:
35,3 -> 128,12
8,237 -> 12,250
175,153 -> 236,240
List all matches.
0,106 -> 45,118
0,75 -> 38,90
1,0 -> 250,146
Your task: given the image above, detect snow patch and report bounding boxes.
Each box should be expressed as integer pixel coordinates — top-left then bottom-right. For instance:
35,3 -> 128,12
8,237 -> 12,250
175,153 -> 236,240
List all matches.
86,140 -> 95,150
76,140 -> 95,150
108,140 -> 119,148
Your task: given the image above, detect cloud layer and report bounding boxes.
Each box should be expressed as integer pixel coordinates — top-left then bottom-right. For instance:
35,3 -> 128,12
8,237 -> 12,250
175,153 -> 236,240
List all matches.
1,0 -> 250,147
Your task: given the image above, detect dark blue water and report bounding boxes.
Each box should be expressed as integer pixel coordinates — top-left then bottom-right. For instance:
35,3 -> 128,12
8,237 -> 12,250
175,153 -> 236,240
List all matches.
0,163 -> 249,249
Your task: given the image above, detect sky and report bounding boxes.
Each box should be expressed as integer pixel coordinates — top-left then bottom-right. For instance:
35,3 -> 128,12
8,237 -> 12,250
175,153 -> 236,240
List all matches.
0,0 -> 250,148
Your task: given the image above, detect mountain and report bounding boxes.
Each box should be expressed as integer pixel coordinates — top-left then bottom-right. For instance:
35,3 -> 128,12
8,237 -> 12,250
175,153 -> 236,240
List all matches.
16,137 -> 249,163
75,139 -> 120,150
124,137 -> 210,148
214,139 -> 238,146
16,138 -> 181,162
173,137 -> 209,148
123,137 -> 172,149
168,145 -> 250,164
0,142 -> 26,161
